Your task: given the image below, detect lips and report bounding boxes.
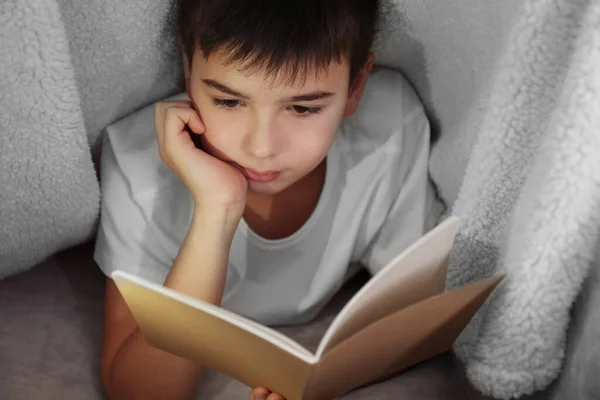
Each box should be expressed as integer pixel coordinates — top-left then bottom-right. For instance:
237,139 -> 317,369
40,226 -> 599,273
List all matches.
232,163 -> 281,183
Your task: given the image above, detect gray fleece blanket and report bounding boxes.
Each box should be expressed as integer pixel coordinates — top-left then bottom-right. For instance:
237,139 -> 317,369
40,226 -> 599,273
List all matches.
0,0 -> 99,276
1,0 -> 599,398
442,0 -> 600,398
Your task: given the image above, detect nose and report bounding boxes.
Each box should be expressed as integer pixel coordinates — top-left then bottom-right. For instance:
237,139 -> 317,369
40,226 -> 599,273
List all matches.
245,114 -> 281,160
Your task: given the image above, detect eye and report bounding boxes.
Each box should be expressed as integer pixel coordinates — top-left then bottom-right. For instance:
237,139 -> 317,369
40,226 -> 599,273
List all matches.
289,105 -> 321,117
213,99 -> 243,109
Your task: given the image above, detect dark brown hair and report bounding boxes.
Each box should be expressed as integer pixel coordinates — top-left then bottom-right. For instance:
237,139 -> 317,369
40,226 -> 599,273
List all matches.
175,0 -> 381,85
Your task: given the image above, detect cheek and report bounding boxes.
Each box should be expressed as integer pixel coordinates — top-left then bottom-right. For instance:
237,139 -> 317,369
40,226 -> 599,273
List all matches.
197,107 -> 240,154
288,115 -> 340,167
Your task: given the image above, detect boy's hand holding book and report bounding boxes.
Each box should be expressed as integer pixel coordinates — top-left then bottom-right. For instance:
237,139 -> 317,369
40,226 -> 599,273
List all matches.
250,386 -> 286,400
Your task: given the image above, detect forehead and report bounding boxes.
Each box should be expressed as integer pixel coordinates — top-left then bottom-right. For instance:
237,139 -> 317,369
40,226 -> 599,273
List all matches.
191,49 -> 350,92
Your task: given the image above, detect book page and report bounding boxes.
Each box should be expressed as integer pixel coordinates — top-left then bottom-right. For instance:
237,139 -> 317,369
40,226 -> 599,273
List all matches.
303,275 -> 504,400
111,271 -> 317,399
315,216 -> 458,358
112,271 -> 313,359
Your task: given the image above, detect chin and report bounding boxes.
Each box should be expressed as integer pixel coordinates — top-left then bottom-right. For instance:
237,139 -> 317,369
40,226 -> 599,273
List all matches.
247,179 -> 292,196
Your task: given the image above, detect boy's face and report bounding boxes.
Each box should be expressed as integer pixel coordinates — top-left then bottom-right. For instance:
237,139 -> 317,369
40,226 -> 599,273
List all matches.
184,49 -> 373,196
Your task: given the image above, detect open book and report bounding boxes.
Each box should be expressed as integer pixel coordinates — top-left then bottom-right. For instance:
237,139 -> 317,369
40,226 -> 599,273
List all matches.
112,216 -> 504,400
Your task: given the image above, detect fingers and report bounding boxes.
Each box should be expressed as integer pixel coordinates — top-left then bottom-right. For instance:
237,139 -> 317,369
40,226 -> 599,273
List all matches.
164,106 -> 204,143
250,386 -> 270,400
267,392 -> 286,400
154,101 -> 205,163
182,107 -> 205,134
250,386 -> 286,400
154,101 -> 204,139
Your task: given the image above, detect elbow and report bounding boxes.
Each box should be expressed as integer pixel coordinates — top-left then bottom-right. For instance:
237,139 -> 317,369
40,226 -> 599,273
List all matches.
100,356 -> 203,400
100,358 -> 141,400
101,344 -> 129,400
100,367 -> 138,400
100,355 -> 117,400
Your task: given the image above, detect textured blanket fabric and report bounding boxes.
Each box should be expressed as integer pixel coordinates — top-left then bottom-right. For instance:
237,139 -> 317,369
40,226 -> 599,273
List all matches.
376,0 -> 521,203
546,245 -> 600,400
2,0 -> 600,398
442,0 -> 600,398
56,0 -> 182,149
0,0 -> 99,276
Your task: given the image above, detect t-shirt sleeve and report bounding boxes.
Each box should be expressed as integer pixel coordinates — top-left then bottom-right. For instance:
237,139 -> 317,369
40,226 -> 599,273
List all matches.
93,135 -> 172,284
359,113 -> 443,275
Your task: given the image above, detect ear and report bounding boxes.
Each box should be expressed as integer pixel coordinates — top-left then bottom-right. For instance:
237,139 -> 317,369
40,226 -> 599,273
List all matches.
180,41 -> 193,98
344,52 -> 375,117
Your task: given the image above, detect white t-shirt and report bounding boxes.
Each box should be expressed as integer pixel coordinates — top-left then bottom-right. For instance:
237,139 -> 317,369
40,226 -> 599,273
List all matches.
93,66 -> 443,326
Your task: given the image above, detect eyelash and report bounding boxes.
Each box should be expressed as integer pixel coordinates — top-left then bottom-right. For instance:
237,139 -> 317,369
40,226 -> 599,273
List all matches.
212,98 -> 322,119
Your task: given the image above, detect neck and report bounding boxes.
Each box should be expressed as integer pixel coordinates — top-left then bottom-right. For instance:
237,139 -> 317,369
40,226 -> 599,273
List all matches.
243,158 -> 327,239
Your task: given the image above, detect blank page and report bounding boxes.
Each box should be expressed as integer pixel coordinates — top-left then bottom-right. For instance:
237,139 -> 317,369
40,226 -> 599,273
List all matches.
316,216 -> 458,357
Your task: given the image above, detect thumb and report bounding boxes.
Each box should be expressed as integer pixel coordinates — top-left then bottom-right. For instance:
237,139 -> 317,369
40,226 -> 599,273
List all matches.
250,386 -> 271,400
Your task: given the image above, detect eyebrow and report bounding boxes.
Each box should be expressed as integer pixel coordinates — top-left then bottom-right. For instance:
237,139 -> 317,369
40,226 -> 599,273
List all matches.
202,79 -> 335,103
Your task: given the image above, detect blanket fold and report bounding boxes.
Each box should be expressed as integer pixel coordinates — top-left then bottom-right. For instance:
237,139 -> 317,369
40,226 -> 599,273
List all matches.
0,0 -> 100,276
446,0 -> 600,397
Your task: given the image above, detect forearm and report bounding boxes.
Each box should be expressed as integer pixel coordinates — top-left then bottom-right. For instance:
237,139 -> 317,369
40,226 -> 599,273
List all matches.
107,206 -> 241,400
164,206 -> 241,304
108,327 -> 201,400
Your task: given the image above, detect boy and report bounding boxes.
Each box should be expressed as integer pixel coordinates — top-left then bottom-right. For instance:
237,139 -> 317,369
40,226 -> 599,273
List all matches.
93,1 -> 441,399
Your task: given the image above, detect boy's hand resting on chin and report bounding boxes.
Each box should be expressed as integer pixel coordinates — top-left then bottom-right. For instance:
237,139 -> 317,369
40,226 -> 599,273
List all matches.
250,386 -> 286,400
154,100 -> 248,212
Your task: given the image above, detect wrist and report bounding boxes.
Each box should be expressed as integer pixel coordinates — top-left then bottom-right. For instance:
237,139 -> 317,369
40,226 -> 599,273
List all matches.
191,203 -> 243,235
192,192 -> 246,218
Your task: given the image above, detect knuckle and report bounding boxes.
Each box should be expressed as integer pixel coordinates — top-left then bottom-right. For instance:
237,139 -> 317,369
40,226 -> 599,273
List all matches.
164,106 -> 176,119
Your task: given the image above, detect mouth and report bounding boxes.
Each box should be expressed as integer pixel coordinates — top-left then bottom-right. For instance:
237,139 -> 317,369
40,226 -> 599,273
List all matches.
232,163 -> 281,183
